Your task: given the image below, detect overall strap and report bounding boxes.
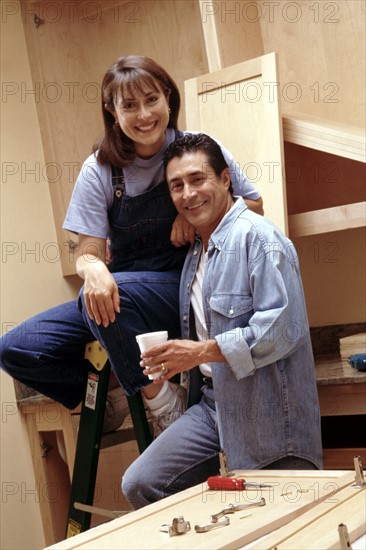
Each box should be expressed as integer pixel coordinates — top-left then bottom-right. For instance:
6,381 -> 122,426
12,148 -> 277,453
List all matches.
111,165 -> 125,198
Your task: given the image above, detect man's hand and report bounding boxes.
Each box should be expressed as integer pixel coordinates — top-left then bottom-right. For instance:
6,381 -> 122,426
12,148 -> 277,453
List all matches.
170,214 -> 196,247
139,338 -> 225,382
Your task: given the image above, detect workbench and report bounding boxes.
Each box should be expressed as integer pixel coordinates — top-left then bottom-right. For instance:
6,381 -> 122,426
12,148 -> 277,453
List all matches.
44,468 -> 366,549
315,354 -> 366,469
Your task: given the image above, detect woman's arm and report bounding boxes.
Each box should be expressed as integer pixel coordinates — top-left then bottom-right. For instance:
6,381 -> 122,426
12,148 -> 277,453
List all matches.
244,196 -> 264,215
76,234 -> 120,327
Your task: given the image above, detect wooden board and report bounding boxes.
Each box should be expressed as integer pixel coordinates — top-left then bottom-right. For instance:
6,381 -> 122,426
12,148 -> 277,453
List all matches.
283,114 -> 366,163
288,202 -> 366,238
250,483 -> 366,549
185,53 -> 288,234
45,470 -> 361,549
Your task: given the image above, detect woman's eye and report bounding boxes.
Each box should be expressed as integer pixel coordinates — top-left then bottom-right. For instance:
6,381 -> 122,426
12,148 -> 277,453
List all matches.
147,95 -> 159,104
123,102 -> 136,110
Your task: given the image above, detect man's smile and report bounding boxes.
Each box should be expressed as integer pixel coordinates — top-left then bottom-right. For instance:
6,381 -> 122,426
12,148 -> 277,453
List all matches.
186,200 -> 206,210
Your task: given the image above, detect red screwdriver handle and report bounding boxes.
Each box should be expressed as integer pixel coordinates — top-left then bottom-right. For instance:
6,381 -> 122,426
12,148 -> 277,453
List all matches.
207,476 -> 244,490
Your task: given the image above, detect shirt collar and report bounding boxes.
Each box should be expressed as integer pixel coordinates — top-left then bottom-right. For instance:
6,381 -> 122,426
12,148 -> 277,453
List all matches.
208,197 -> 247,251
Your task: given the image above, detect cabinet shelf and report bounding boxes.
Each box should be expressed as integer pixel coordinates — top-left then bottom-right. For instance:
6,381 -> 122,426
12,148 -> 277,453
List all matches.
282,113 -> 365,238
283,113 -> 366,163
288,201 -> 366,238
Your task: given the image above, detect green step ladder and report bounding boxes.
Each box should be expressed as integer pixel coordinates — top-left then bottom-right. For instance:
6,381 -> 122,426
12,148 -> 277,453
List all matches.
65,341 -> 152,538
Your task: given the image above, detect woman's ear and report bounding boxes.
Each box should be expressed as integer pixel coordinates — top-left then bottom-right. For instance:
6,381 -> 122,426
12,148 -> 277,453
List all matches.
104,102 -> 115,114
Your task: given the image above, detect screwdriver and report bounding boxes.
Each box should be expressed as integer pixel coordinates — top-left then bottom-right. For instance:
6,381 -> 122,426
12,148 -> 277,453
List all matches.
207,476 -> 273,490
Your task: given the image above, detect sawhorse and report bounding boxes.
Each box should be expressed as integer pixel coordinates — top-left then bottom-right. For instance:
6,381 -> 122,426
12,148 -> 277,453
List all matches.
65,341 -> 152,537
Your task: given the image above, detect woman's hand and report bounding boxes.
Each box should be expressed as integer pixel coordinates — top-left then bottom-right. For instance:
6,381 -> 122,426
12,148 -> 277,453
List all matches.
83,266 -> 120,327
170,214 -> 196,247
76,235 -> 120,327
140,338 -> 225,382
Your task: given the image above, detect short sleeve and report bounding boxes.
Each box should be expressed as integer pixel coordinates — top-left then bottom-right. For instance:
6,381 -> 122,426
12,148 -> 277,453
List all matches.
63,154 -> 113,239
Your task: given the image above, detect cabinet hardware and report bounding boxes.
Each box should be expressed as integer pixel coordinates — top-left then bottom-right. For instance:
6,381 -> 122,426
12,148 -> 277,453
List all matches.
33,14 -> 44,28
159,516 -> 191,536
353,455 -> 365,487
338,523 -> 352,549
66,239 -> 79,251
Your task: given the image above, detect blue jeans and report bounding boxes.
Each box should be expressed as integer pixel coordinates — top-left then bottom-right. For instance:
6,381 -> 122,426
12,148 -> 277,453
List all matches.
122,387 -> 221,508
0,271 -> 181,409
122,385 -> 318,510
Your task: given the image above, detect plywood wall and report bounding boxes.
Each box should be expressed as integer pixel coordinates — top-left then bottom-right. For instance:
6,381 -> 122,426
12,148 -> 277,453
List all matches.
22,0 -> 209,273
259,0 -> 365,126
209,0 -> 365,126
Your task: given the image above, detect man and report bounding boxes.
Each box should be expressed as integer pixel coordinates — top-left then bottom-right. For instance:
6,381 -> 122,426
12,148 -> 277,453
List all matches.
122,133 -> 323,509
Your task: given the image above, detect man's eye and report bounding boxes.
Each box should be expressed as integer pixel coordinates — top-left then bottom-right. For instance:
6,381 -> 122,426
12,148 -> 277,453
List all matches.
171,183 -> 183,191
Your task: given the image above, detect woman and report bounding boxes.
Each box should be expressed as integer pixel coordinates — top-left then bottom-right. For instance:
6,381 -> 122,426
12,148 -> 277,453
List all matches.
0,55 -> 263,435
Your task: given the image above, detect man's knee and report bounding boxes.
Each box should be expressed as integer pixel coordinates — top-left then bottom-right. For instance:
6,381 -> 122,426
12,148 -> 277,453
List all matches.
121,465 -> 155,510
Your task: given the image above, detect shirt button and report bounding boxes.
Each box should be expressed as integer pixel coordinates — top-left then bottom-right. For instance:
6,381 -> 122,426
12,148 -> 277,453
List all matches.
193,250 -> 198,256
183,315 -> 187,321
229,308 -> 234,315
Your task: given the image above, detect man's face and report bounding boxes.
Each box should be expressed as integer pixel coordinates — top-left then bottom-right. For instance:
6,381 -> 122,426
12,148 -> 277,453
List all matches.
166,151 -> 233,242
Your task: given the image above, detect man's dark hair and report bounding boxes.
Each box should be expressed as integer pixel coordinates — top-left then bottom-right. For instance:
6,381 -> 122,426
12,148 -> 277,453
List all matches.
164,133 -> 231,183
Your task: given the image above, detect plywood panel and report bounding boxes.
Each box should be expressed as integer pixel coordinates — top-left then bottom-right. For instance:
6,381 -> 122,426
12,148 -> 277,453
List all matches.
185,53 -> 287,233
199,0 -> 264,69
22,0 -> 208,275
45,471 -> 356,549
259,0 -> 366,126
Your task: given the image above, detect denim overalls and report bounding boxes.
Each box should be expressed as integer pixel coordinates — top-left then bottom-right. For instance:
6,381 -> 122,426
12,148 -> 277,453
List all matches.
108,163 -> 187,273
0,140 -> 187,407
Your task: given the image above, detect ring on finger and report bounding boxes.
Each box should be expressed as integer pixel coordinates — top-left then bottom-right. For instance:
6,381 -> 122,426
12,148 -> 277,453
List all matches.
160,362 -> 166,372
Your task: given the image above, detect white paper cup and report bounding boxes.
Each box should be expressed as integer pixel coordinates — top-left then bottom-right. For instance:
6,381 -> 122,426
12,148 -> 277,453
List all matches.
136,331 -> 168,380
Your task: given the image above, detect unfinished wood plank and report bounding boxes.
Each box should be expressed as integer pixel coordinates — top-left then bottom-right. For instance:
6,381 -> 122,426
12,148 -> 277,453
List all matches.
317,382 -> 366,416
283,114 -> 366,163
198,0 -> 222,71
45,471 -> 354,549
250,482 -> 366,549
288,202 -> 366,237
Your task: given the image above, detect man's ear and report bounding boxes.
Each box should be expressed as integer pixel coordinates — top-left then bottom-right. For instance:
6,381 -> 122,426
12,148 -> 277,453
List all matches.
221,167 -> 231,189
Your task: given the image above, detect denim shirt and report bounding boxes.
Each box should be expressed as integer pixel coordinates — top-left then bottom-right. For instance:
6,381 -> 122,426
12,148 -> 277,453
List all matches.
180,198 -> 323,470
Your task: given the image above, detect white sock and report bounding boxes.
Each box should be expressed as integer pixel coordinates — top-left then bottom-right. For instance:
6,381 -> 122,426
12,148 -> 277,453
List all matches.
145,381 -> 173,415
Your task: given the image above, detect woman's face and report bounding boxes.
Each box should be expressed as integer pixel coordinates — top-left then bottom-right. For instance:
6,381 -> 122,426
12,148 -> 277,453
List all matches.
113,79 -> 170,158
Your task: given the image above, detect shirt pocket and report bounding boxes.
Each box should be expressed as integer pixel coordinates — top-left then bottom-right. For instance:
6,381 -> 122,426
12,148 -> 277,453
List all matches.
209,293 -> 253,319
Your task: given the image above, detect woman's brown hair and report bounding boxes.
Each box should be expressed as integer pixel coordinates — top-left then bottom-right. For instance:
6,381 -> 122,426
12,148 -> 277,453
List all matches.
93,55 -> 181,167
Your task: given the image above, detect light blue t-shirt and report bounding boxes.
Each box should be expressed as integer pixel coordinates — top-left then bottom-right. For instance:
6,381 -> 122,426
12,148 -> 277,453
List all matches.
63,129 -> 260,239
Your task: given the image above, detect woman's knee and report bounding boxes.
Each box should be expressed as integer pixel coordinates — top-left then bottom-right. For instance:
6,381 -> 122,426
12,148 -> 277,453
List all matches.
0,330 -> 19,372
